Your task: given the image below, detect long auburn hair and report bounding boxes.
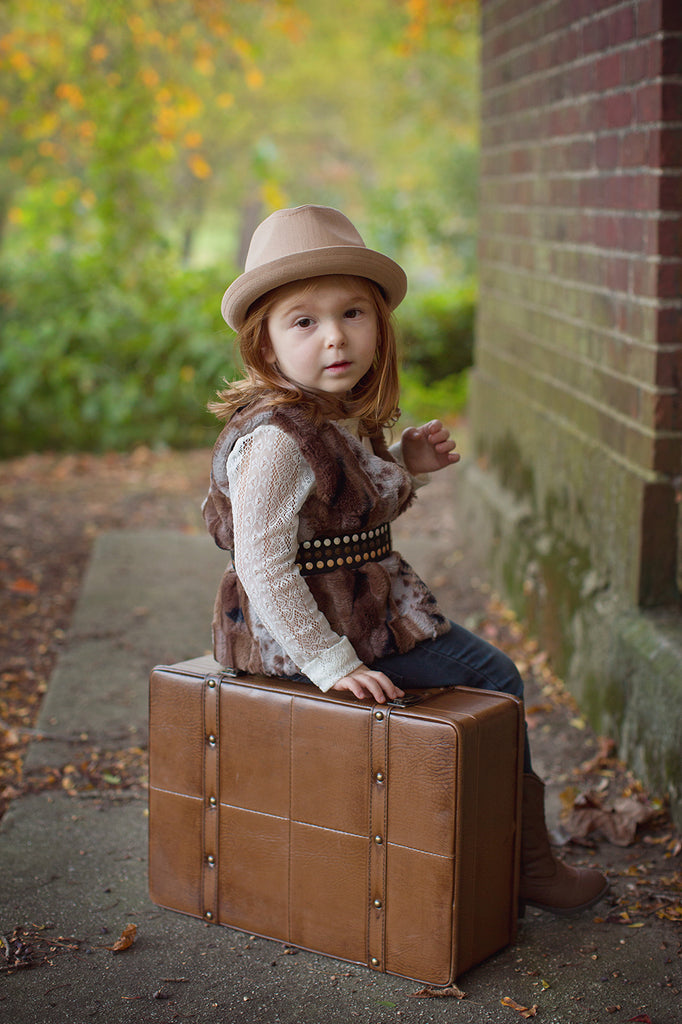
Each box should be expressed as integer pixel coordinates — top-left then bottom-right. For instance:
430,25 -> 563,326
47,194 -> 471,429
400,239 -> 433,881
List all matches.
208,275 -> 401,435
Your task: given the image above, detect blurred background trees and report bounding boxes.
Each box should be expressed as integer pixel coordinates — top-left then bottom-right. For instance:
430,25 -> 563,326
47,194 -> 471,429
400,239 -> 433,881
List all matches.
0,0 -> 478,455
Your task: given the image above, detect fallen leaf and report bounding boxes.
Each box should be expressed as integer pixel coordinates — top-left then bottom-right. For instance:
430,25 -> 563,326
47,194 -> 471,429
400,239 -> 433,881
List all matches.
580,736 -> 617,773
107,923 -> 137,953
566,791 -> 658,846
9,578 -> 39,595
501,995 -> 538,1017
410,984 -> 467,999
628,1016 -> 653,1023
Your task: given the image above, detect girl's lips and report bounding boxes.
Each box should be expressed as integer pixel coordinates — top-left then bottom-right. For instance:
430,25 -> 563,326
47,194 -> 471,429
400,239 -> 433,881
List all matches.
325,361 -> 352,371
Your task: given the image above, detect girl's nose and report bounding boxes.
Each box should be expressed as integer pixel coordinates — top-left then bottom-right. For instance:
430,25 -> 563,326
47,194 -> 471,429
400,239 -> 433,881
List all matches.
324,320 -> 345,346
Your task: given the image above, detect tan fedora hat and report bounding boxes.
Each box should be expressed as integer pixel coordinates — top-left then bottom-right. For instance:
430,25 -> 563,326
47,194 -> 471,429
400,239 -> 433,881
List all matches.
221,205 -> 408,330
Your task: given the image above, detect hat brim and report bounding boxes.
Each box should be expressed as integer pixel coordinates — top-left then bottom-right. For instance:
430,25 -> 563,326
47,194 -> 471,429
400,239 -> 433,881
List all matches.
221,245 -> 407,330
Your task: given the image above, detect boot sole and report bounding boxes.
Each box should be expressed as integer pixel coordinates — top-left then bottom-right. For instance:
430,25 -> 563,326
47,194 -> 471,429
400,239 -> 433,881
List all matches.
519,879 -> 609,917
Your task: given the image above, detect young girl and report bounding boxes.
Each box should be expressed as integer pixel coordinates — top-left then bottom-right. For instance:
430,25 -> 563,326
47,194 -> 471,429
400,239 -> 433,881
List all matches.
203,204 -> 607,917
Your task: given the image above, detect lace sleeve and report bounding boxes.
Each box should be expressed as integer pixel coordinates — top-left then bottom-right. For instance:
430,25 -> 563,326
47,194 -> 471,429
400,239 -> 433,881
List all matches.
389,438 -> 430,489
227,425 -> 363,691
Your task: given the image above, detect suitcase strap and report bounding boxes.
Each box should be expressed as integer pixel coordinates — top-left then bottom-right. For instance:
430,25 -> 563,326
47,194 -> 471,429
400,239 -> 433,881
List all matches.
202,672 -> 221,922
368,704 -> 390,972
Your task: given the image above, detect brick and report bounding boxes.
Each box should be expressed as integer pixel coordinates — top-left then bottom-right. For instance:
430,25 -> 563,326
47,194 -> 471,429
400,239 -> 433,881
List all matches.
631,172 -> 661,212
621,129 -> 659,168
658,173 -> 682,210
552,26 -> 581,66
582,15 -> 612,55
631,257 -> 661,297
657,260 -> 682,299
605,90 -> 635,129
620,38 -> 655,85
653,390 -> 682,431
607,4 -> 637,45
660,82 -> 682,122
549,104 -> 583,137
596,51 -> 622,90
607,255 -> 631,291
662,0 -> 682,32
593,213 -> 621,249
655,348 -> 682,388
659,34 -> 682,75
639,481 -> 679,604
569,60 -> 597,98
660,127 -> 682,168
596,132 -> 621,169
651,434 -> 681,475
655,217 -> 682,258
622,214 -> 647,251
637,0 -> 665,37
544,1 -> 580,35
635,82 -> 662,124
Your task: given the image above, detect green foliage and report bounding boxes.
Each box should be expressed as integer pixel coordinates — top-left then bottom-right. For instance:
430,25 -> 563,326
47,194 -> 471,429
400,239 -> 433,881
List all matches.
0,251 -> 236,456
398,368 -> 469,426
397,278 -> 476,380
0,0 -> 480,456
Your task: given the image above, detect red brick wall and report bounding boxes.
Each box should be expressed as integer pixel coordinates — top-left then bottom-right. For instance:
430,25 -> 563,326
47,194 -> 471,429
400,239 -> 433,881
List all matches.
474,0 -> 682,608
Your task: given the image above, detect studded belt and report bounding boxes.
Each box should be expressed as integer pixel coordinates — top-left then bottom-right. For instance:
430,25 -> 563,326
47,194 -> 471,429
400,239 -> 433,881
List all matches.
295,522 -> 392,576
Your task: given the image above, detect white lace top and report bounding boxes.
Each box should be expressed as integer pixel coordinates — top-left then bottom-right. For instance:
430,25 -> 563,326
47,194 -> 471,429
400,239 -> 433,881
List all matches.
226,420 -> 417,692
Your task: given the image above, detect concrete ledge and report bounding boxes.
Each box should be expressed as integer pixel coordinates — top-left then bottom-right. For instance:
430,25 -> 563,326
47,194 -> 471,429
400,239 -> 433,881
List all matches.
613,610 -> 682,823
460,462 -> 682,829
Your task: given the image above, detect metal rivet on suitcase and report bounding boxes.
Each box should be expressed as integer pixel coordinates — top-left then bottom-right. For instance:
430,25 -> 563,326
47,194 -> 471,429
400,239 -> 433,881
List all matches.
374,711 -> 384,721
375,771 -> 385,783
373,899 -> 383,908
208,734 -> 217,746
207,678 -> 217,688
205,911 -> 213,920
371,957 -> 380,967
209,796 -> 217,807
374,835 -> 383,844
207,855 -> 216,866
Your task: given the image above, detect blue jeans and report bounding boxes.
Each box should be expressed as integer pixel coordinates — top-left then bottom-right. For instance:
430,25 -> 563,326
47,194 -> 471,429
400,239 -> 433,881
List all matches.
371,621 -> 532,773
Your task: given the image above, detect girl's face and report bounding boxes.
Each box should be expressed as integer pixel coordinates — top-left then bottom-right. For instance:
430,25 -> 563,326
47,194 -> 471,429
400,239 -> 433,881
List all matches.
264,278 -> 378,396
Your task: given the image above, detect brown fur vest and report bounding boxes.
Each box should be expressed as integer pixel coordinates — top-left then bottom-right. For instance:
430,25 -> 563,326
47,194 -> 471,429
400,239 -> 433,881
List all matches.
203,402 -> 449,677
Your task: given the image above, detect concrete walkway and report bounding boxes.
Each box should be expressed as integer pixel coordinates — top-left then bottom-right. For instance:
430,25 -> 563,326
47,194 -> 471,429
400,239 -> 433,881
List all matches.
1,524 -> 680,1023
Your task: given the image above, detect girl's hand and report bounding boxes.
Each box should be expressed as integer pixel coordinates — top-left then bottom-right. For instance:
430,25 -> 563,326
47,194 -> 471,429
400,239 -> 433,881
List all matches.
400,420 -> 461,476
331,666 -> 405,703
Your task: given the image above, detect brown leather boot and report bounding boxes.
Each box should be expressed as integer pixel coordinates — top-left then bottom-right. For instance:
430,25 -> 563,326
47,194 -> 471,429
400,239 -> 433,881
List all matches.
519,772 -> 609,916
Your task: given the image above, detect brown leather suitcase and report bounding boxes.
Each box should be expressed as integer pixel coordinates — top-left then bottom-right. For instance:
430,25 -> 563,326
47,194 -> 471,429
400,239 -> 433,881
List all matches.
149,656 -> 523,986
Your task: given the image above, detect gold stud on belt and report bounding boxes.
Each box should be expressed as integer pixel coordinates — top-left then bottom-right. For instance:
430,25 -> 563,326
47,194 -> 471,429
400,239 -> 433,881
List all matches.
295,523 -> 392,575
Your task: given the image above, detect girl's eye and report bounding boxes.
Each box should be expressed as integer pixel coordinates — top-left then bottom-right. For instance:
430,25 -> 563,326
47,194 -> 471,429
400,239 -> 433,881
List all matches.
344,308 -> 361,319
294,317 -> 313,329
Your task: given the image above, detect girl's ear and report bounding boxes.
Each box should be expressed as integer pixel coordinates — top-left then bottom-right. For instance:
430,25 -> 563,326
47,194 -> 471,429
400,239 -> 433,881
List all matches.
260,326 -> 277,365
263,340 -> 277,365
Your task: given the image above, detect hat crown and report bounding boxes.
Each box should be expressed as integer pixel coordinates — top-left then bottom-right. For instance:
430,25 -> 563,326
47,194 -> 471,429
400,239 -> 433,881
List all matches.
245,205 -> 366,272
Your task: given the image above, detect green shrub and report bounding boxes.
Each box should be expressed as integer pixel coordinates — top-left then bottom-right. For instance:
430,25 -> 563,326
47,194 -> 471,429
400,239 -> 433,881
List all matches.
0,251 -> 238,457
396,278 -> 476,381
398,368 -> 469,426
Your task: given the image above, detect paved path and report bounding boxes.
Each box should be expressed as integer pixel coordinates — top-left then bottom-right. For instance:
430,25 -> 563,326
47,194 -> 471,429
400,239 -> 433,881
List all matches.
1,508 -> 680,1022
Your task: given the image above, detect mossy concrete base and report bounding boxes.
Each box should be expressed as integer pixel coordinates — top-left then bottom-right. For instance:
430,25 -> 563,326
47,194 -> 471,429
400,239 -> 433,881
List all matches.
460,461 -> 682,829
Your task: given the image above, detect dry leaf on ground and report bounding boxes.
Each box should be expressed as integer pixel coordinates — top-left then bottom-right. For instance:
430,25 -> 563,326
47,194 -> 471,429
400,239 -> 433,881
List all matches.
501,995 -> 538,1017
107,923 -> 137,953
567,791 -> 659,846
